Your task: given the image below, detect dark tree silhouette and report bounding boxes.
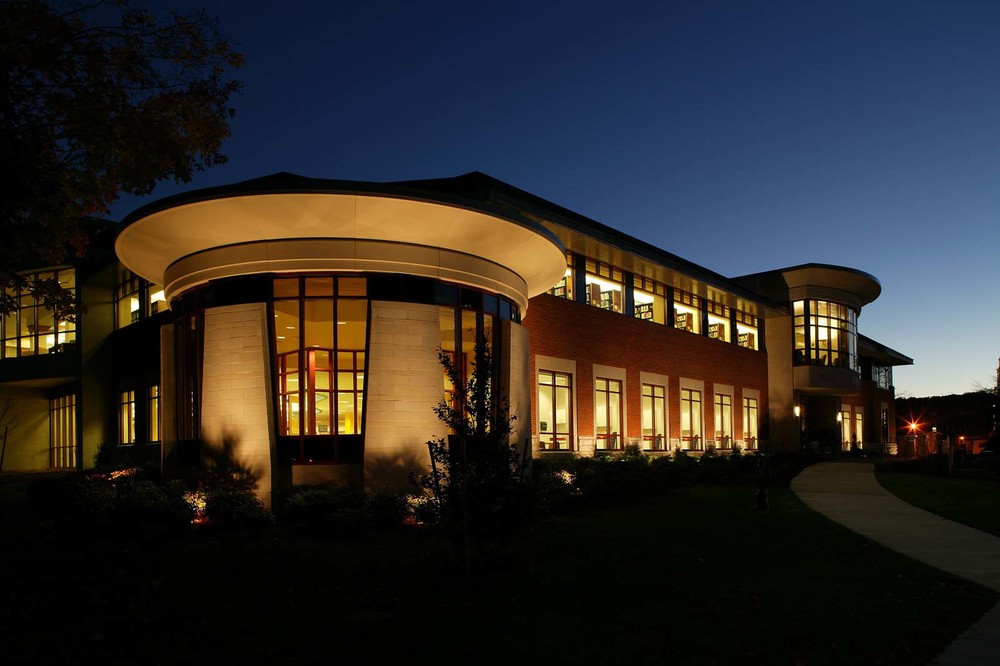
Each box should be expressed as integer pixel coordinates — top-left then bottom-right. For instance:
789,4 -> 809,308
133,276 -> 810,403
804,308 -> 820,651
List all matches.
0,0 -> 243,315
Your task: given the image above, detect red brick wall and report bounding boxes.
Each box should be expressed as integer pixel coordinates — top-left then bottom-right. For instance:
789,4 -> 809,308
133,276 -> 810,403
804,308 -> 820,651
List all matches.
523,294 -> 769,444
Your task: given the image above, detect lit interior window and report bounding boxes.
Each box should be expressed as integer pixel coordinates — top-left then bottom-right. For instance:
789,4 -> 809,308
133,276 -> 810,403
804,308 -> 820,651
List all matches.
674,291 -> 701,334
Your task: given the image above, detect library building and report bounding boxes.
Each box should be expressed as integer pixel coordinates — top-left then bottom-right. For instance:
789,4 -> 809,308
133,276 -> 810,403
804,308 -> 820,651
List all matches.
0,172 -> 911,500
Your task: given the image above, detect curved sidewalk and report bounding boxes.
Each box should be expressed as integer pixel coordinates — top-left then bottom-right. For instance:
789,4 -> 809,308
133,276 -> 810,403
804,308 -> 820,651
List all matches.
792,462 -> 1000,665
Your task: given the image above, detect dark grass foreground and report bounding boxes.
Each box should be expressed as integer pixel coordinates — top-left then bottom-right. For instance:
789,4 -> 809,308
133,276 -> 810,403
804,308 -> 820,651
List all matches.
875,471 -> 1000,538
2,485 -> 995,665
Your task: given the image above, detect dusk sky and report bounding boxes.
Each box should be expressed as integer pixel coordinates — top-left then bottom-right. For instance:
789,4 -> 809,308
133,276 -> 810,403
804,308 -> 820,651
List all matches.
114,0 -> 1000,398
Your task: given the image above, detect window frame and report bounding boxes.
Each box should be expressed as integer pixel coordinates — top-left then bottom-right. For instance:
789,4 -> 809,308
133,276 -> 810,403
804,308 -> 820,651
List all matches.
49,394 -> 77,469
272,276 -> 370,464
793,299 -> 859,372
713,391 -> 733,448
742,395 -> 759,450
119,389 -> 136,445
594,377 -> 624,450
537,370 -> 574,451
641,383 -> 667,450
2,268 -> 77,358
680,387 -> 704,450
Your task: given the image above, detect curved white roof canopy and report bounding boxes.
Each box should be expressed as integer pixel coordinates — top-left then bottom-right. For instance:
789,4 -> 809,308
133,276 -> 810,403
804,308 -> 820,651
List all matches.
117,191 -> 567,313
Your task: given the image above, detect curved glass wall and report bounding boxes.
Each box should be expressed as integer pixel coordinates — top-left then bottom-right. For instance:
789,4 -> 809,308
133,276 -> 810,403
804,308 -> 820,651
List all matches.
793,300 -> 858,372
172,271 -> 520,466
273,276 -> 369,465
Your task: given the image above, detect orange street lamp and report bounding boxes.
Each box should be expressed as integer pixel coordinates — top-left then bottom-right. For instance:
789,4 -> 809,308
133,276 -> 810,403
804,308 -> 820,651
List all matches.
908,422 -> 920,458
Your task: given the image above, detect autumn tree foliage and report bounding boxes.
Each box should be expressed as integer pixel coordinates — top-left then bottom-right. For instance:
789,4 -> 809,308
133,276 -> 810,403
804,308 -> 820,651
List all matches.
0,0 -> 243,315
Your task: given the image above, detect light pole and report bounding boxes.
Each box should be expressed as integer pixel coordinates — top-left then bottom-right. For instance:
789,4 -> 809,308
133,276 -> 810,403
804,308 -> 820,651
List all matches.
909,421 -> 919,458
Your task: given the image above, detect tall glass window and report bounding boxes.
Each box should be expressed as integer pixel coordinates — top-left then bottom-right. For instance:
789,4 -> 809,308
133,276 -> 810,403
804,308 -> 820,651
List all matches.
175,312 -> 203,442
438,302 -> 496,422
673,290 -> 701,334
547,252 -> 574,300
854,413 -> 864,447
2,269 -> 76,358
840,408 -> 852,449
119,390 -> 136,445
538,371 -> 573,451
714,393 -> 733,448
680,388 -> 703,450
641,383 -> 666,450
148,385 -> 160,443
793,300 -> 858,372
584,259 -> 624,313
742,397 -> 759,449
594,378 -> 623,450
273,277 -> 368,447
633,276 -> 666,324
49,394 -> 76,469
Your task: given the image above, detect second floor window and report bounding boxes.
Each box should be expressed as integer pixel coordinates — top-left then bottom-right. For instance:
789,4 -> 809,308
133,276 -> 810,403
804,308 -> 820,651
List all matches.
793,300 -> 858,372
115,267 -> 168,329
2,269 -> 76,358
674,290 -> 701,334
547,252 -> 574,300
584,259 -> 624,314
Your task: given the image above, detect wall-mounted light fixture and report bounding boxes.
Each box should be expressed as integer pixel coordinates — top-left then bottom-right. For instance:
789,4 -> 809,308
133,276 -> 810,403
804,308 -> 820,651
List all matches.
794,405 -> 801,418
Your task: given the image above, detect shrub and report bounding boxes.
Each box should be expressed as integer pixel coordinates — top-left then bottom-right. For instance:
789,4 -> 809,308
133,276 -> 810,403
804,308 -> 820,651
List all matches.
366,491 -> 409,530
278,483 -> 368,537
204,488 -> 274,530
113,479 -> 193,531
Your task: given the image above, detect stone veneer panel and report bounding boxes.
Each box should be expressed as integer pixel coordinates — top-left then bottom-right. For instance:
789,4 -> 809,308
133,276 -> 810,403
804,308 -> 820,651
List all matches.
364,301 -> 446,493
506,320 -> 532,462
199,303 -> 275,505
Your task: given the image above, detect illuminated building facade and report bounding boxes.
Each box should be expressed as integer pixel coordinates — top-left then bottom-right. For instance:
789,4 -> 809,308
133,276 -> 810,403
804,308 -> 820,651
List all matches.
0,172 -> 911,502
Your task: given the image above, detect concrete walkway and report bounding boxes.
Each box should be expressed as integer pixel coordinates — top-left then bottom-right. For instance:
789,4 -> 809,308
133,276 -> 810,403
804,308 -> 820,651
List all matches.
792,462 -> 1000,665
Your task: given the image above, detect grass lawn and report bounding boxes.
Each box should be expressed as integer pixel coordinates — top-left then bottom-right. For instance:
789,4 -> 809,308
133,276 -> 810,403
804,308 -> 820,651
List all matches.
1,484 -> 995,665
875,471 -> 1000,537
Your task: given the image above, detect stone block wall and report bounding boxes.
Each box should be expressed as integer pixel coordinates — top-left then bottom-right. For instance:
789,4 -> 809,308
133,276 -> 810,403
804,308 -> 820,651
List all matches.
199,303 -> 275,505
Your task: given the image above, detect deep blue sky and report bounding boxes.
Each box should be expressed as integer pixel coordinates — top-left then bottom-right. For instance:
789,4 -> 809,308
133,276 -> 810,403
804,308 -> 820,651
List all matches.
114,0 -> 1000,397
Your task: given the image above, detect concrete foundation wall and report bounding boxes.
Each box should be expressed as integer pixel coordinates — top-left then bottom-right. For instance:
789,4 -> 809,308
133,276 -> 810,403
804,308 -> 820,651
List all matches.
200,303 -> 275,506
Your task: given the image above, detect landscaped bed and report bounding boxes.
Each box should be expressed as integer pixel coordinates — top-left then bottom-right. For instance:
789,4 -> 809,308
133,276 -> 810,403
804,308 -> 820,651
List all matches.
1,480 -> 994,665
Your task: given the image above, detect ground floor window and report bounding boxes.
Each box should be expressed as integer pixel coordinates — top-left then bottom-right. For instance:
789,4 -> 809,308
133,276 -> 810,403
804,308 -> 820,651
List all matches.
714,393 -> 733,448
49,395 -> 76,469
680,388 -> 703,450
840,408 -> 852,450
641,384 -> 666,450
742,397 -> 759,449
854,413 -> 863,449
119,390 -> 136,445
148,385 -> 160,443
595,378 -> 623,450
538,370 -> 573,450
